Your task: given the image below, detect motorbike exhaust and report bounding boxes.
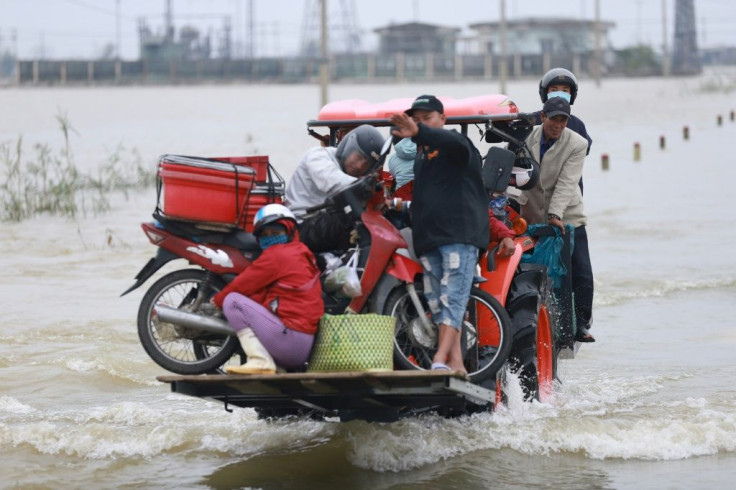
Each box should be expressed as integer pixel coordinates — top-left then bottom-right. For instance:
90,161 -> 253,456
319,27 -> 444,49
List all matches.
153,304 -> 235,337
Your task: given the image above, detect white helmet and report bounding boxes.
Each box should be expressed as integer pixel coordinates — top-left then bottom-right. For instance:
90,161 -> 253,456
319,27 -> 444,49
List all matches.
253,203 -> 296,236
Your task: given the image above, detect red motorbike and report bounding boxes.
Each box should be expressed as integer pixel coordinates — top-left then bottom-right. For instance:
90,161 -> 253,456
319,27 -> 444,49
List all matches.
123,158 -> 513,383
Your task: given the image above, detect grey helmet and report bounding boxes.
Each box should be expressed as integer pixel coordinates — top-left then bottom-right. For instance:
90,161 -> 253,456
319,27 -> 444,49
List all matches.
539,67 -> 578,105
335,124 -> 384,172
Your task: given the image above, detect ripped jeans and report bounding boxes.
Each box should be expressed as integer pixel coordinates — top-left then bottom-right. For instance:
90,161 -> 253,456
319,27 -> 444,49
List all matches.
420,244 -> 478,331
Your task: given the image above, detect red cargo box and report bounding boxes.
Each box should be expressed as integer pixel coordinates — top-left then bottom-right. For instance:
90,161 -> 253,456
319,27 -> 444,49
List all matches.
240,189 -> 284,232
213,155 -> 271,182
157,155 -> 256,226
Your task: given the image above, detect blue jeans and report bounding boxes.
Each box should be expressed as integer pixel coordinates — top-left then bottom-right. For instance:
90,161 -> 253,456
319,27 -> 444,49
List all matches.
420,244 -> 479,331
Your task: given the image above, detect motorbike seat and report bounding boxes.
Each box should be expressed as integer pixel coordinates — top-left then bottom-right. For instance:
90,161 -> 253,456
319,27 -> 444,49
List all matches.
153,211 -> 259,252
223,230 -> 259,252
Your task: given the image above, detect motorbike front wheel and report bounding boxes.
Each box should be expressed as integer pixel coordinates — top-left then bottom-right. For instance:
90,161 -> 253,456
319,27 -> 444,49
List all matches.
386,285 -> 513,384
137,269 -> 239,374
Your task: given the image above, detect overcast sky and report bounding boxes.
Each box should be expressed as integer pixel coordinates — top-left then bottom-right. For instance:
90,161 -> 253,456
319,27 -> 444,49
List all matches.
1,0 -> 734,60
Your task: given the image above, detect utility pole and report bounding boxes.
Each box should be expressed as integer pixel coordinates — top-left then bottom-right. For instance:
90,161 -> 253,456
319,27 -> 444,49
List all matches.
319,0 -> 329,108
165,0 -> 174,43
246,0 -> 255,58
116,0 -> 121,60
499,0 -> 507,94
662,0 -> 670,76
594,0 -> 601,87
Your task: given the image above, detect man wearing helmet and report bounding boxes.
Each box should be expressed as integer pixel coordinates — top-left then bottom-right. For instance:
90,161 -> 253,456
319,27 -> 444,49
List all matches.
522,97 -> 595,343
211,203 -> 324,374
536,67 -> 593,197
390,95 -> 490,374
538,67 -> 592,155
285,124 -> 384,253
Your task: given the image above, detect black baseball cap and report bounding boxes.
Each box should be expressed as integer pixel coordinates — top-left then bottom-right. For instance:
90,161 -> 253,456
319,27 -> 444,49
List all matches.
542,97 -> 571,118
405,94 -> 444,115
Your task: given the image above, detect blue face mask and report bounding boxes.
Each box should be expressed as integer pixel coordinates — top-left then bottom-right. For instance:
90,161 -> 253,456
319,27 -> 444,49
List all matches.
547,91 -> 571,103
258,234 -> 288,250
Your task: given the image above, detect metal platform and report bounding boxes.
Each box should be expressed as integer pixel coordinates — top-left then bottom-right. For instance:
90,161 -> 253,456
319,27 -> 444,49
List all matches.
157,370 -> 496,421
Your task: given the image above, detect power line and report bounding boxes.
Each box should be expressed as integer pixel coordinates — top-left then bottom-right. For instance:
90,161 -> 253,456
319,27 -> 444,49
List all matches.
60,0 -> 137,22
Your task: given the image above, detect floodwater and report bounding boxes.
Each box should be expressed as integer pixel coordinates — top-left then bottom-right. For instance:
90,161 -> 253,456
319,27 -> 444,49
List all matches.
2,69 -> 736,489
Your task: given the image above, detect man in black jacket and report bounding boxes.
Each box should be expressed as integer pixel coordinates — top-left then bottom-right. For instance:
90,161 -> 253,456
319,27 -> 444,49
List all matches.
389,95 -> 490,374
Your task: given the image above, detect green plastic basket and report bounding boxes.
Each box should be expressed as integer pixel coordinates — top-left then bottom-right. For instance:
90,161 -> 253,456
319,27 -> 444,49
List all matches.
307,313 -> 396,372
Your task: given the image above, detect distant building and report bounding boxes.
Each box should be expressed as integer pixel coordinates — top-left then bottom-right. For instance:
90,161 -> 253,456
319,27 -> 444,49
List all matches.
467,17 -> 615,57
373,22 -> 461,55
138,20 -> 214,62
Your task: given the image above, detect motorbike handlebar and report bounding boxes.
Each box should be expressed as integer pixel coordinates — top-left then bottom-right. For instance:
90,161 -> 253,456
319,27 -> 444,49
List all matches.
305,174 -> 380,217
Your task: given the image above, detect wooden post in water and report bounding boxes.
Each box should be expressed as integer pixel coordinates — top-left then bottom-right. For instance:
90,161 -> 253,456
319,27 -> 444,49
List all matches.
601,154 -> 609,171
717,115 -> 723,126
731,110 -> 735,122
683,126 -> 689,140
659,135 -> 666,150
633,142 -> 641,161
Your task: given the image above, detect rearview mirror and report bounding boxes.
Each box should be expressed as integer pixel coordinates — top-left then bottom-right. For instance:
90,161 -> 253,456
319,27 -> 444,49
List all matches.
482,147 -> 515,193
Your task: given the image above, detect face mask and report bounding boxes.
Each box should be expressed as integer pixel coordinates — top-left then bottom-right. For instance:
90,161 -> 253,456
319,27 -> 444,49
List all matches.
258,234 -> 288,250
547,91 -> 571,103
512,168 -> 531,187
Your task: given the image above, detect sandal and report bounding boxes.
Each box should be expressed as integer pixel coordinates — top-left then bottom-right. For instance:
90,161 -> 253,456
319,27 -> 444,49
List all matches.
431,362 -> 450,371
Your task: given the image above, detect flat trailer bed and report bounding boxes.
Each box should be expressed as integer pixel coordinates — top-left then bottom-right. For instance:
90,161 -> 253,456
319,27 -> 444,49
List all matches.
157,370 -> 496,422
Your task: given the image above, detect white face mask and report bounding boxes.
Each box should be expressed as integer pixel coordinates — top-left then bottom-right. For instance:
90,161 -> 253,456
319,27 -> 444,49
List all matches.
512,167 -> 531,187
547,91 -> 571,103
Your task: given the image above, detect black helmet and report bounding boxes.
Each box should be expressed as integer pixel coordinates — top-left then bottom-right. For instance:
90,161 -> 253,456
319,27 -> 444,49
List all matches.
335,124 -> 384,172
539,67 -> 578,105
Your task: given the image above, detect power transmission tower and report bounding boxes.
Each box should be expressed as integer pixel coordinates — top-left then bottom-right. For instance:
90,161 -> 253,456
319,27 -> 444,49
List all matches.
300,0 -> 362,56
671,0 -> 701,74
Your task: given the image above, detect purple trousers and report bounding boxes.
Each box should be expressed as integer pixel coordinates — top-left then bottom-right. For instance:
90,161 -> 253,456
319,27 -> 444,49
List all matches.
222,293 -> 314,370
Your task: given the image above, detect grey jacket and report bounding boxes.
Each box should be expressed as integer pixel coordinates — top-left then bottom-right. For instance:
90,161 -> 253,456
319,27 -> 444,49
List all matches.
521,125 -> 587,227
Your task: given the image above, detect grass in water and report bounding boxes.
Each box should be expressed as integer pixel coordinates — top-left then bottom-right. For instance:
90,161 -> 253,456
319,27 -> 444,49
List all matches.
1,112 -> 155,222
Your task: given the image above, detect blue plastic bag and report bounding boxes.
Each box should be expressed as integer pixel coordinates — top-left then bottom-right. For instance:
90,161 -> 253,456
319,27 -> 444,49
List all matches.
521,224 -> 575,289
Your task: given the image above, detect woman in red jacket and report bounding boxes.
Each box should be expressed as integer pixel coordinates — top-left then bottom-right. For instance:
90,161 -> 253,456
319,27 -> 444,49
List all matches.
211,204 -> 324,374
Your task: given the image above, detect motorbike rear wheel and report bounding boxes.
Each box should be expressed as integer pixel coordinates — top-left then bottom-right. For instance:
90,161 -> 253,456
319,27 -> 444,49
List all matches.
386,285 -> 513,384
505,268 -> 558,401
137,269 -> 239,375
